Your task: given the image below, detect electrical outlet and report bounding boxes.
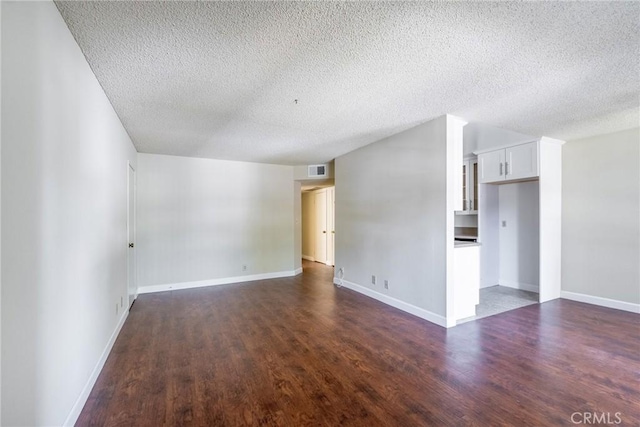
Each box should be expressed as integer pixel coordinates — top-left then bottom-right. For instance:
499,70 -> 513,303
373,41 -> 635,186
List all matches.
502,220 -> 507,227
384,280 -> 389,289
371,275 -> 376,285
242,265 -> 247,271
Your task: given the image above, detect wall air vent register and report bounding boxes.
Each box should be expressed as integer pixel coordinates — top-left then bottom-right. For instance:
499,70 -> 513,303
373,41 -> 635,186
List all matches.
308,164 -> 327,178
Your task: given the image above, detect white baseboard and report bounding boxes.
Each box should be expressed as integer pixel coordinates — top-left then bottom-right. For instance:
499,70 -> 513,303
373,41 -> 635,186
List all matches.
499,279 -> 539,293
302,255 -> 315,262
138,270 -> 298,294
334,278 -> 452,328
64,310 -> 129,426
561,291 -> 640,314
294,267 -> 303,275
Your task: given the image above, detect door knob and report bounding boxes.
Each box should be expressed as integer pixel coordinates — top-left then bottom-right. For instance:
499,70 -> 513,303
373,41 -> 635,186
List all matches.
129,243 -> 134,248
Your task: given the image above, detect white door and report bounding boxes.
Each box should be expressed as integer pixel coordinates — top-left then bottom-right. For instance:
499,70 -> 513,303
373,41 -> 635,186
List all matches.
314,190 -> 327,264
478,149 -> 505,184
506,142 -> 538,181
127,164 -> 137,307
326,187 -> 335,266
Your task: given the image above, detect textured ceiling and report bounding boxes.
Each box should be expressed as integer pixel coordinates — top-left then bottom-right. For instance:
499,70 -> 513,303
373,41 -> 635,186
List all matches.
55,1 -> 639,165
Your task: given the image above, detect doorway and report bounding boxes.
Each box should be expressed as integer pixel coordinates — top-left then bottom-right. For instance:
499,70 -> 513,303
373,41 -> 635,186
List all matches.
127,163 -> 137,307
463,179 -> 540,323
302,186 -> 335,266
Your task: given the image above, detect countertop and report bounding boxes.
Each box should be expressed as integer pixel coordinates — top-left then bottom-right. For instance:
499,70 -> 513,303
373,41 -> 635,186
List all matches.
454,241 -> 482,248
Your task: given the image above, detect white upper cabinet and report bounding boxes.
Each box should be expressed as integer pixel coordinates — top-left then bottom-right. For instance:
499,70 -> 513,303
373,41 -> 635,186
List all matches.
449,115 -> 467,211
478,141 -> 539,184
458,158 -> 479,213
478,149 -> 505,184
505,142 -> 538,181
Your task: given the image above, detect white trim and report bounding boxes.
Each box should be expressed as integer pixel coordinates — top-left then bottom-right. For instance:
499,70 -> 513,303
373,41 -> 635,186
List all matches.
334,279 -> 452,328
132,292 -> 139,307
294,267 -> 303,275
561,291 -> 640,314
302,255 -> 315,262
499,279 -> 539,294
64,310 -> 129,426
539,136 -> 566,146
538,139 -> 563,302
138,270 -> 298,294
446,115 -> 466,326
127,161 -> 137,307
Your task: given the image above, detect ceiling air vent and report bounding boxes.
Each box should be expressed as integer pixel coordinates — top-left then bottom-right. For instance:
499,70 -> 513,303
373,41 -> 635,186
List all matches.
308,164 -> 327,178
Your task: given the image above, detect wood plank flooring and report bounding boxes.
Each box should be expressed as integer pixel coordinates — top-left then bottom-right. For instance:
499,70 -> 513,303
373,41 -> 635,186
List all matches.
77,261 -> 640,426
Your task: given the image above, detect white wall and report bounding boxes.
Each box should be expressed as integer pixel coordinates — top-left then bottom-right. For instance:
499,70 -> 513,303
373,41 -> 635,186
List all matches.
0,2 -> 3,420
562,128 -> 640,306
335,115 -> 451,322
136,154 -> 295,290
1,2 -> 138,425
498,181 -> 540,292
478,183 -> 499,288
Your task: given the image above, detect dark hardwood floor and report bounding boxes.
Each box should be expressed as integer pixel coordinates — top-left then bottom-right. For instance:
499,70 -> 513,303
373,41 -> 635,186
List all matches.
77,261 -> 640,426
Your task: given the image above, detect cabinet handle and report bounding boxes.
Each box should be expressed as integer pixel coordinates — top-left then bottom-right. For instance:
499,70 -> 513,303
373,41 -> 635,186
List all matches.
505,161 -> 509,175
500,163 -> 503,176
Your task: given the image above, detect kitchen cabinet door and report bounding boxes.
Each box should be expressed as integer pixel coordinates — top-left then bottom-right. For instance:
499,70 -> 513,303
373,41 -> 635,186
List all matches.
453,245 -> 480,320
457,158 -> 479,213
470,159 -> 478,212
506,141 -> 538,181
478,149 -> 505,184
478,141 -> 539,184
462,162 -> 468,210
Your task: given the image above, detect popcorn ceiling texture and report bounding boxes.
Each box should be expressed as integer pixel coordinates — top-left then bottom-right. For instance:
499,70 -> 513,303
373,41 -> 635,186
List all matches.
55,1 -> 639,165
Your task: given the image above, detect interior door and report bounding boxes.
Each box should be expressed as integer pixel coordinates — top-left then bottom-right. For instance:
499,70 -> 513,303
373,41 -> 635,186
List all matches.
314,190 -> 327,264
326,187 -> 335,266
127,164 -> 137,307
